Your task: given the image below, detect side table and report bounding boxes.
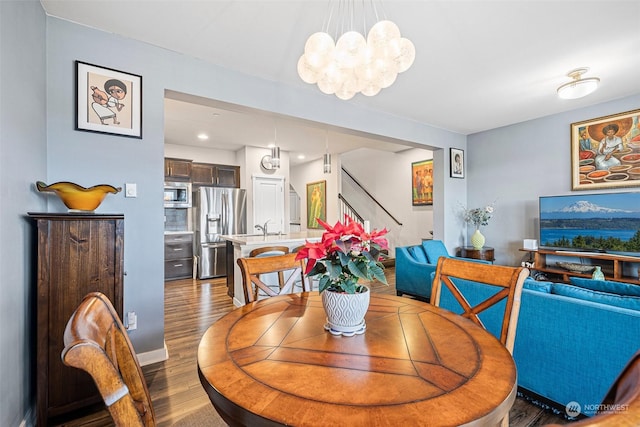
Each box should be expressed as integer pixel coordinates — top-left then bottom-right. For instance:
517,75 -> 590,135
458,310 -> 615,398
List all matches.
458,246 -> 495,263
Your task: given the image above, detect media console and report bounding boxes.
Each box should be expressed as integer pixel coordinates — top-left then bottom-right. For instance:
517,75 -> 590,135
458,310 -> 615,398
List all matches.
520,248 -> 640,285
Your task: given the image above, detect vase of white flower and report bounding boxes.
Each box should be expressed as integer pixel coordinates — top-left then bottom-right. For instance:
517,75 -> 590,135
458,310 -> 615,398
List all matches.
463,203 -> 494,249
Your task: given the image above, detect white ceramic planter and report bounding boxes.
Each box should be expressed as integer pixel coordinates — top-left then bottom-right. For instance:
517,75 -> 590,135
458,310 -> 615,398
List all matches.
321,286 -> 370,337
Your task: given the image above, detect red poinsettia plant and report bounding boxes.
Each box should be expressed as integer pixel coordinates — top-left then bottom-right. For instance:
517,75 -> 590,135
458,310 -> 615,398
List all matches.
295,216 -> 389,294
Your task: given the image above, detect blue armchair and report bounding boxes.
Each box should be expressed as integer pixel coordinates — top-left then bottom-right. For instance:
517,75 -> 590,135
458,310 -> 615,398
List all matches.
395,240 -> 489,301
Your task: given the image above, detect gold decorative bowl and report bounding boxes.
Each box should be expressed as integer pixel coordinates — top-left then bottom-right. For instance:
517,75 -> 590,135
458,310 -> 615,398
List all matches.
36,181 -> 121,211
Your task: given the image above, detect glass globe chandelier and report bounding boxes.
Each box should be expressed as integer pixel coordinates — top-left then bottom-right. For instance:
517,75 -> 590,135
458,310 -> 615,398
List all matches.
297,1 -> 415,100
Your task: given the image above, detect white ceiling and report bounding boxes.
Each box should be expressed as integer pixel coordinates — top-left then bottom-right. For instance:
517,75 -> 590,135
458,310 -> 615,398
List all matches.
41,0 -> 640,165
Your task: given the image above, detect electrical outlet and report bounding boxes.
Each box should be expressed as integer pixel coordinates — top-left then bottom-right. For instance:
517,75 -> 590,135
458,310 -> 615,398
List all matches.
127,311 -> 137,330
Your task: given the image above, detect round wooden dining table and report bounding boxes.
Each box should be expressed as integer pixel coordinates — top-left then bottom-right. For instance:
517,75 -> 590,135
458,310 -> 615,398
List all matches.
197,293 -> 517,427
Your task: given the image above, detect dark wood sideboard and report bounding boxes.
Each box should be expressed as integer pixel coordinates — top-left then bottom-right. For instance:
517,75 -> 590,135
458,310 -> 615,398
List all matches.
457,246 -> 495,262
28,213 -> 124,426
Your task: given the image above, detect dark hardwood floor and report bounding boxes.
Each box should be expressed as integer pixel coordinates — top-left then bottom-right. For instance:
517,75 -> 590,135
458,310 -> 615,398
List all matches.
54,267 -> 567,426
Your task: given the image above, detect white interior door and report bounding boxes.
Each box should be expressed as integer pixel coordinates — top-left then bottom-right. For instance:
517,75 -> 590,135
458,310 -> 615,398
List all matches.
252,175 -> 285,234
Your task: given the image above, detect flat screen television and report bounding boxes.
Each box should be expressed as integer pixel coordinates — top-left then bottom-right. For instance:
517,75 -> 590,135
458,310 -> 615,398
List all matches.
539,192 -> 640,256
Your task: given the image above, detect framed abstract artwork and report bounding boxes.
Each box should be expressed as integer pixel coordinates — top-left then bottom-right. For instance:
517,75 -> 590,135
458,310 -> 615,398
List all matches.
75,61 -> 142,138
450,148 -> 465,178
571,109 -> 640,190
411,159 -> 433,206
306,180 -> 326,229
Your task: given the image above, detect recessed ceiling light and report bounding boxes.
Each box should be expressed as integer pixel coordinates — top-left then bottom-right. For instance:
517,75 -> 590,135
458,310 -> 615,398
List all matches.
297,154 -> 306,160
197,133 -> 209,140
267,143 -> 275,148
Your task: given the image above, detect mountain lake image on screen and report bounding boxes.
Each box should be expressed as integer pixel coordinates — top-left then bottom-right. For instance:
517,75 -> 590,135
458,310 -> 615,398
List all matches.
539,192 -> 640,256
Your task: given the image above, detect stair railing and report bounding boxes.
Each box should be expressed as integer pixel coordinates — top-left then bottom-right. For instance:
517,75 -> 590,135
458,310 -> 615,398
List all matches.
341,167 -> 403,227
338,194 -> 364,225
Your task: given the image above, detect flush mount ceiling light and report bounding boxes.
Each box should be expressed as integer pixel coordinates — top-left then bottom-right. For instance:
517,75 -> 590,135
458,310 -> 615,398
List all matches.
557,68 -> 600,100
297,0 -> 415,100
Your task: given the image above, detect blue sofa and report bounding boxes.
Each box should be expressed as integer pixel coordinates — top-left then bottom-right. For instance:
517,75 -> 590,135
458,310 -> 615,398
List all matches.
395,240 -> 488,301
436,275 -> 640,418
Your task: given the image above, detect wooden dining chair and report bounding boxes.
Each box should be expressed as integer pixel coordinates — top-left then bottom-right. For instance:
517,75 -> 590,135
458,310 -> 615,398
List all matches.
238,252 -> 309,303
249,246 -> 290,293
431,257 -> 529,354
249,245 -> 290,257
544,350 -> 640,427
61,292 -> 156,427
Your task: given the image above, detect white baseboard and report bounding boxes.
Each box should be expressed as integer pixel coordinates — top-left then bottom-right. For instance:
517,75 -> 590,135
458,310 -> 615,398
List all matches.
19,406 -> 35,427
136,341 -> 169,366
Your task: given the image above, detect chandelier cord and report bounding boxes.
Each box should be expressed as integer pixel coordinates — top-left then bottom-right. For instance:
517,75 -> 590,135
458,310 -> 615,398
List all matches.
323,0 -> 333,34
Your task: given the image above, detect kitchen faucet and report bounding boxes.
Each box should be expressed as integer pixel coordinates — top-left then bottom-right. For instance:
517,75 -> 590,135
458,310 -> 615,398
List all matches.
255,219 -> 270,237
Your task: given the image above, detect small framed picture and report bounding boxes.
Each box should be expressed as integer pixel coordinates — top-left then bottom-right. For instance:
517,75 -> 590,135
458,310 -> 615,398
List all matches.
306,180 -> 327,229
411,159 -> 433,206
75,61 -> 142,138
450,148 -> 465,179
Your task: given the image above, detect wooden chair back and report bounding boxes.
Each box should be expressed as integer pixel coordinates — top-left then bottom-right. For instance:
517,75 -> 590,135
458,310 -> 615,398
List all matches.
249,245 -> 290,257
249,246 -> 291,296
61,292 -> 155,427
238,252 -> 309,304
431,257 -> 529,353
544,350 -> 640,426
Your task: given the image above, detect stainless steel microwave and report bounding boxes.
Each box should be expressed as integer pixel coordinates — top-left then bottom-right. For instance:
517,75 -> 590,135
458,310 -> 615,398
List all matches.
164,182 -> 192,208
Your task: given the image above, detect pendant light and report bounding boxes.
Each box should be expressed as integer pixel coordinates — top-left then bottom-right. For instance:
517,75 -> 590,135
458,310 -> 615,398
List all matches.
323,131 -> 331,174
271,124 -> 280,169
261,123 -> 281,170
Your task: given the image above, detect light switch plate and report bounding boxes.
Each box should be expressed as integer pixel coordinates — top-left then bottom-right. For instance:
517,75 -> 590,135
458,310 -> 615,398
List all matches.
125,183 -> 137,198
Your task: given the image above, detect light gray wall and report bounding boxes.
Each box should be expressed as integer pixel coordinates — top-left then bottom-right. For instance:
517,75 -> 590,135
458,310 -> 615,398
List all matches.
290,154 -> 340,231
44,14 -> 464,361
0,1 -> 47,426
340,147 -> 435,249
13,4 -> 634,425
45,18 -> 167,355
467,94 -> 640,266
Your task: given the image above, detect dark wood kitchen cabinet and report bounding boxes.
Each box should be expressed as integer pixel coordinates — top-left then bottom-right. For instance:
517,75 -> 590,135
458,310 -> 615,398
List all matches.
215,164 -> 240,187
164,232 -> 194,280
190,162 -> 215,185
164,157 -> 192,180
28,213 -> 124,425
191,162 -> 240,187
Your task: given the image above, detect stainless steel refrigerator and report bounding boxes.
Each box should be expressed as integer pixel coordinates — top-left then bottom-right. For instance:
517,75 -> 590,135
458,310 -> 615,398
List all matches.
194,187 -> 247,279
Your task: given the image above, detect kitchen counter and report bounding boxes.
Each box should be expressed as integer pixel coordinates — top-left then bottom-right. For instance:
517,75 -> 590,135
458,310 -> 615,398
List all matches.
220,230 -> 323,246
221,231 -> 323,306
